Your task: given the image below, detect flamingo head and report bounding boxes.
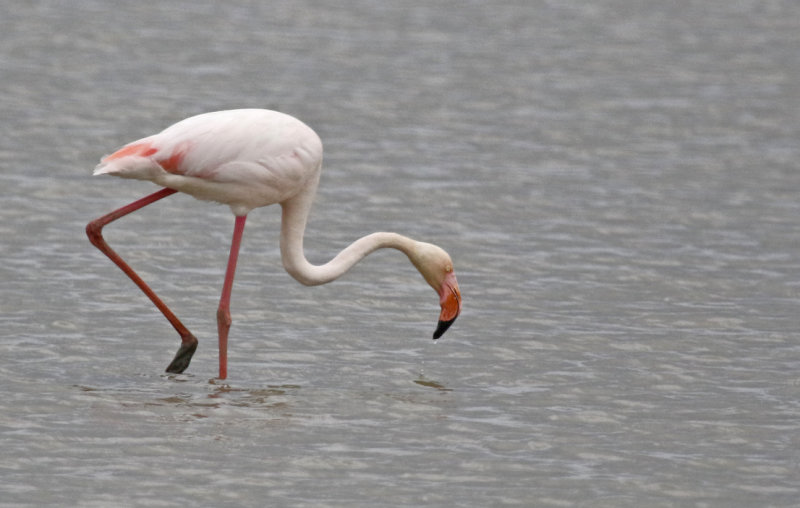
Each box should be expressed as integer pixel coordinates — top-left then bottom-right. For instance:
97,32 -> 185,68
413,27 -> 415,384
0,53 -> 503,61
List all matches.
410,242 -> 462,340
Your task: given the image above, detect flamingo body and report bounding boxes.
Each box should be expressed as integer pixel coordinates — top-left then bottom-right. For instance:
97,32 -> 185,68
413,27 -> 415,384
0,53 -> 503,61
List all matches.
95,109 -> 323,215
88,109 -> 461,379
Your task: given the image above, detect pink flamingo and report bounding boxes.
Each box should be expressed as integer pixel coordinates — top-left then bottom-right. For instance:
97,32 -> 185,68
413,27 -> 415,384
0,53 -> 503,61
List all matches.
86,109 -> 462,379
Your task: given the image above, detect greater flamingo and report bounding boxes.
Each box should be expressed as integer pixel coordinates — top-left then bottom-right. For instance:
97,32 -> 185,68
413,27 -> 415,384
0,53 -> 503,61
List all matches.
87,109 -> 462,379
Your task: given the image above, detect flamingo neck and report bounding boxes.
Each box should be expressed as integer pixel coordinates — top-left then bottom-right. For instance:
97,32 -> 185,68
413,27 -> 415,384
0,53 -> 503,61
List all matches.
279,196 -> 417,286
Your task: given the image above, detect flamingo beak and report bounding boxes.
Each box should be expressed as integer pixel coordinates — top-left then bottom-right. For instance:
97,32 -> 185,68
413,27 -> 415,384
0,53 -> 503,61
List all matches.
433,271 -> 461,340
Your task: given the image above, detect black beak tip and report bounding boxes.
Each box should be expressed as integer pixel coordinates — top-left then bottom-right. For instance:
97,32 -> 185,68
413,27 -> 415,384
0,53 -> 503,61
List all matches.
433,318 -> 456,340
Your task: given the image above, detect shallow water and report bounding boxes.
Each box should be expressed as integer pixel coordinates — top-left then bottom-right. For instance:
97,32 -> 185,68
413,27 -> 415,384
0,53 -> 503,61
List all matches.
2,1 -> 800,506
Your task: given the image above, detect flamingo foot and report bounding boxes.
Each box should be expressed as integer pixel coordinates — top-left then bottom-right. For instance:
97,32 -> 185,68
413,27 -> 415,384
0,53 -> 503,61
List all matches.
165,336 -> 199,373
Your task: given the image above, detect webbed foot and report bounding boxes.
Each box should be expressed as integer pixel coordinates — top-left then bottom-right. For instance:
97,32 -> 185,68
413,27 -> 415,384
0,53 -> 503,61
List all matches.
165,336 -> 198,373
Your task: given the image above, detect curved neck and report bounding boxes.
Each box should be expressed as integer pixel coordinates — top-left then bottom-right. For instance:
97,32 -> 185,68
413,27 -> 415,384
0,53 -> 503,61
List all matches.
279,194 -> 417,286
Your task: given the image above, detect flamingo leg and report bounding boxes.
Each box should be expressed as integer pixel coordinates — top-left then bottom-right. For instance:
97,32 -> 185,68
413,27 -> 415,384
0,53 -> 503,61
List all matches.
217,215 -> 247,380
86,188 -> 198,373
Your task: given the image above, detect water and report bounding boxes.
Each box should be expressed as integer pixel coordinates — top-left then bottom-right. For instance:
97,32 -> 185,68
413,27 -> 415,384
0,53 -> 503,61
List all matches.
2,1 -> 800,506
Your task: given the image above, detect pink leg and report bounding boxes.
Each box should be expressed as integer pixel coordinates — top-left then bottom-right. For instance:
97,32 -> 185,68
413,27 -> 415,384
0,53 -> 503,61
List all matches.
86,188 -> 198,373
217,215 -> 247,380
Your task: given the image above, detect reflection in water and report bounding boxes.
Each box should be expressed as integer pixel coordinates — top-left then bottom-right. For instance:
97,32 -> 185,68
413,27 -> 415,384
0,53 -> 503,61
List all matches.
413,377 -> 452,392
73,379 -> 299,415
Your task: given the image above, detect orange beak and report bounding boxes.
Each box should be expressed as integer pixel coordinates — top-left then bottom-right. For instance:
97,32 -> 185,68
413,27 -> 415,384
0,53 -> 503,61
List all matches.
433,271 -> 462,339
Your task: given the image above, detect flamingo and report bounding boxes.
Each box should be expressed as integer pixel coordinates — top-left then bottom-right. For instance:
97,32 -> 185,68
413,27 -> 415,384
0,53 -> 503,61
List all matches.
86,109 -> 462,379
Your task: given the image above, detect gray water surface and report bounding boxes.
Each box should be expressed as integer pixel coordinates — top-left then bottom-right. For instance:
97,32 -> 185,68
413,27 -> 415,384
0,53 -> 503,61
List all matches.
2,1 -> 800,507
